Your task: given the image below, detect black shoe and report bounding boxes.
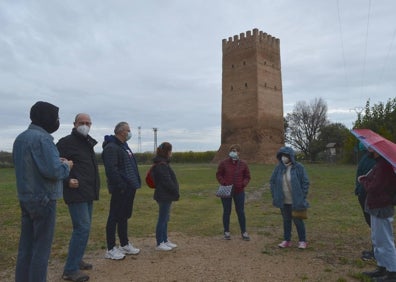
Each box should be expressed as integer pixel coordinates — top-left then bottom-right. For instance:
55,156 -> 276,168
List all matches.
374,272 -> 396,282
362,267 -> 387,278
62,270 -> 90,282
361,250 -> 375,261
79,261 -> 93,270
241,232 -> 250,241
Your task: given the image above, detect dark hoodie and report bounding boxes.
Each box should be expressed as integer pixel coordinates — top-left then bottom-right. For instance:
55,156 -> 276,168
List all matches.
101,135 -> 141,193
30,101 -> 60,133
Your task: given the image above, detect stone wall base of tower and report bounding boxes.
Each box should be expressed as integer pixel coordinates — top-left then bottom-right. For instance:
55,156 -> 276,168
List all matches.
212,128 -> 284,164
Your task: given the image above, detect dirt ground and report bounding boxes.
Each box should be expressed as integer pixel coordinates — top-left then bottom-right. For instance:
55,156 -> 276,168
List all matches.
37,232 -> 370,282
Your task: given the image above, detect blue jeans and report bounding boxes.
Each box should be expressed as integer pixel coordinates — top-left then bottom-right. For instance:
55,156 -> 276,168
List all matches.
156,201 -> 172,245
280,204 -> 306,242
15,199 -> 57,282
371,215 -> 396,271
106,189 -> 136,250
64,201 -> 93,274
221,191 -> 246,233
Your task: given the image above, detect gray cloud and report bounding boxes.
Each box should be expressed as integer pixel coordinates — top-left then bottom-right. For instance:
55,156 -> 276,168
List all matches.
1,0 -> 395,152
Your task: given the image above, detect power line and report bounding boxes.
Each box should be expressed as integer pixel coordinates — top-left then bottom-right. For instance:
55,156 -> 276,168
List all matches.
378,27 -> 396,86
360,0 -> 371,98
336,0 -> 349,88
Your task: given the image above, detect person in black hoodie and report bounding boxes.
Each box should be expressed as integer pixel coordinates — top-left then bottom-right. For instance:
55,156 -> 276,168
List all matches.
102,122 -> 141,260
13,101 -> 72,282
56,113 -> 100,282
151,142 -> 180,251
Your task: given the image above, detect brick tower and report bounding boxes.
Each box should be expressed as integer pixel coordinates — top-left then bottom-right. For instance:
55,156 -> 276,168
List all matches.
213,28 -> 284,164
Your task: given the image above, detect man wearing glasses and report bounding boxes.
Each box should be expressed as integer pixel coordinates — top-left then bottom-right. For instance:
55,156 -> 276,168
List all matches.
57,113 -> 100,282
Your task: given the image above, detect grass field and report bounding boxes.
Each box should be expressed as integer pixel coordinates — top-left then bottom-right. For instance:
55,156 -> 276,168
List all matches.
0,163 -> 376,279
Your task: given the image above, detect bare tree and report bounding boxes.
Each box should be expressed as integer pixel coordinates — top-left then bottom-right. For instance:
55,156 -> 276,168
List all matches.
285,98 -> 329,161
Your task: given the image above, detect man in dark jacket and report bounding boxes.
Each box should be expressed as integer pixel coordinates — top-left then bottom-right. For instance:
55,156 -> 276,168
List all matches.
359,148 -> 396,281
57,113 -> 100,282
355,142 -> 376,260
102,121 -> 141,260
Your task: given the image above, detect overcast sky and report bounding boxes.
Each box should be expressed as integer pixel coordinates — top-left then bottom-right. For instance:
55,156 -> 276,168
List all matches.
1,0 -> 395,153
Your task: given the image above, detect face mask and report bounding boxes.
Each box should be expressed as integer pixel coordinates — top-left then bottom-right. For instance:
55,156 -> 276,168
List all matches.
229,151 -> 239,160
46,119 -> 60,134
126,132 -> 132,141
281,156 -> 290,164
76,125 -> 90,136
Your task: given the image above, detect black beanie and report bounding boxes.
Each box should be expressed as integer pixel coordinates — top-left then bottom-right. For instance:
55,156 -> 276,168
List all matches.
30,101 -> 60,133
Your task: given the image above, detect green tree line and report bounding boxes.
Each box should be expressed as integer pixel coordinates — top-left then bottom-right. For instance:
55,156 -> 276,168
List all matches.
0,151 -> 218,168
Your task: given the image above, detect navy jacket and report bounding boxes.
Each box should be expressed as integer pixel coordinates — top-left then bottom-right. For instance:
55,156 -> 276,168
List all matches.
102,135 -> 141,193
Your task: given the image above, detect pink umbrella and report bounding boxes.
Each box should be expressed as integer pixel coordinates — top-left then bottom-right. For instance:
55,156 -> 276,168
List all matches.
351,128 -> 396,172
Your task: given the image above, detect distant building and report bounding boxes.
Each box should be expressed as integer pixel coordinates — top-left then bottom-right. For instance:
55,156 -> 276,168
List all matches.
326,142 -> 339,163
213,28 -> 284,164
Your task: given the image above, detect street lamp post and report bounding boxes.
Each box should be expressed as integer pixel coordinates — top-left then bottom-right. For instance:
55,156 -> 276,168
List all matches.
153,128 -> 158,153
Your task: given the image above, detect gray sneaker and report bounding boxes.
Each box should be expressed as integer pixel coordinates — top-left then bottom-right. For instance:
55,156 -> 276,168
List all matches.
104,247 -> 125,260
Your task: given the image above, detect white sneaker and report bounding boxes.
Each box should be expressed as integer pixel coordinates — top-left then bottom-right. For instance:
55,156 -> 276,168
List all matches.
165,241 -> 177,249
105,247 -> 125,260
156,242 -> 172,251
118,242 -> 140,255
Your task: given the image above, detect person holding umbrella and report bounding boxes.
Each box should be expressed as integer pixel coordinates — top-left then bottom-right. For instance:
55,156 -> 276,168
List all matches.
358,147 -> 396,281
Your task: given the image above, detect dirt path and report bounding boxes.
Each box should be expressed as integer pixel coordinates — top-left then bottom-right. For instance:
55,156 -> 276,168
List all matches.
43,232 -> 367,282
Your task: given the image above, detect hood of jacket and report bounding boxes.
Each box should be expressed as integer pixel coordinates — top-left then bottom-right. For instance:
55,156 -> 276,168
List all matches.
276,146 -> 297,164
30,101 -> 60,134
102,134 -> 122,149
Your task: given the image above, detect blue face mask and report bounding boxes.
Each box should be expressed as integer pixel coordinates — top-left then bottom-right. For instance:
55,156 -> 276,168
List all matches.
229,151 -> 239,160
126,132 -> 132,141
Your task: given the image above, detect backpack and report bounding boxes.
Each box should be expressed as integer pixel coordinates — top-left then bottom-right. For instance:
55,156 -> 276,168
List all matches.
145,162 -> 166,189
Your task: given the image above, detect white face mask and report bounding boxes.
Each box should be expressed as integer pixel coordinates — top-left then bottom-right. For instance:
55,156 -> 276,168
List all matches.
281,156 -> 290,164
76,125 -> 90,136
229,151 -> 239,160
126,132 -> 132,141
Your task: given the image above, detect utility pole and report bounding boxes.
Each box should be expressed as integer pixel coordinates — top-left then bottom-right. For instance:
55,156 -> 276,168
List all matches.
138,126 -> 141,153
153,128 -> 158,153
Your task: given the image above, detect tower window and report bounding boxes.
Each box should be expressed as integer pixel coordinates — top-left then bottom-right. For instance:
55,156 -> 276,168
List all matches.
245,83 -> 248,88
230,85 -> 233,91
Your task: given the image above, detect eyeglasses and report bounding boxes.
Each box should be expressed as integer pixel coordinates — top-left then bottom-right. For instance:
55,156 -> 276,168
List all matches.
77,121 -> 92,126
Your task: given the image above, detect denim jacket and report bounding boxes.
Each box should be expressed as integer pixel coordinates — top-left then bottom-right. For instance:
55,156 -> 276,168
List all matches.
13,124 -> 70,202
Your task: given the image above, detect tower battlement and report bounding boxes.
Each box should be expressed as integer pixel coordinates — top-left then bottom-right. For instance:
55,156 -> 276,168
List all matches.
213,28 -> 284,164
222,28 -> 280,51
